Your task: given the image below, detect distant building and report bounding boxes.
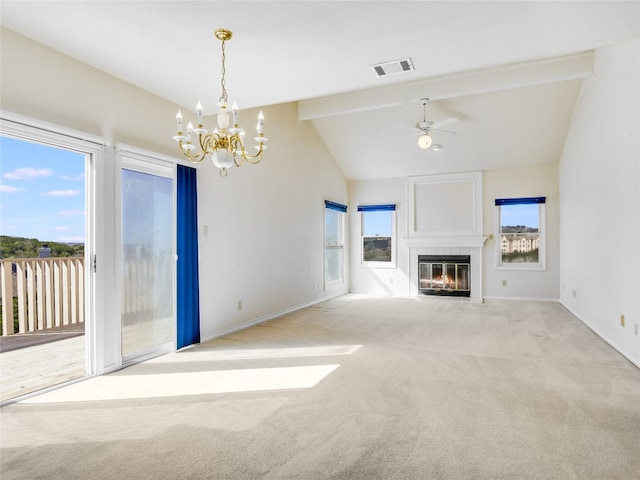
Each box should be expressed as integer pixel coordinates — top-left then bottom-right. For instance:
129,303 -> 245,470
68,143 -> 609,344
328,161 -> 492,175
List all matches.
38,245 -> 52,258
501,235 -> 539,254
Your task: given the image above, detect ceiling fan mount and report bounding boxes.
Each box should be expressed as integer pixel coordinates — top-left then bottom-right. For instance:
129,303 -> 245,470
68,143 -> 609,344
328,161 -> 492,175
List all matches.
416,98 -> 434,131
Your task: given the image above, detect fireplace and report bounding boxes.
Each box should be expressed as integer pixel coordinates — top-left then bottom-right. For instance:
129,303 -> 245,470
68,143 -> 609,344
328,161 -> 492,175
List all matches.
418,255 -> 470,297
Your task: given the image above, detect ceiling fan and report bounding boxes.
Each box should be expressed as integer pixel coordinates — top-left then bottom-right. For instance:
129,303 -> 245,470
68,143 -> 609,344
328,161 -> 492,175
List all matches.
400,98 -> 459,149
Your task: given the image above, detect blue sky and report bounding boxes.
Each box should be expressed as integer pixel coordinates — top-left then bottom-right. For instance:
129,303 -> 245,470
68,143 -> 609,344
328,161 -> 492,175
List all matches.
363,210 -> 393,236
0,136 -> 86,243
500,204 -> 539,229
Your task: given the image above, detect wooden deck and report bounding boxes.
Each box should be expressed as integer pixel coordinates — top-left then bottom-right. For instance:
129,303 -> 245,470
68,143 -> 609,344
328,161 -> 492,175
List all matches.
0,329 -> 86,403
0,323 -> 85,353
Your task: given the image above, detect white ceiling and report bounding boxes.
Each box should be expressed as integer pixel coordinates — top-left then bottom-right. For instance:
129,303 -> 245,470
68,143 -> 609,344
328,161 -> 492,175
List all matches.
1,1 -> 638,180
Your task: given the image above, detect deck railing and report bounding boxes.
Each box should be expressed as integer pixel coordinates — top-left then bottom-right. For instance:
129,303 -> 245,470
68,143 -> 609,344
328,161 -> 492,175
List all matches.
0,257 -> 84,336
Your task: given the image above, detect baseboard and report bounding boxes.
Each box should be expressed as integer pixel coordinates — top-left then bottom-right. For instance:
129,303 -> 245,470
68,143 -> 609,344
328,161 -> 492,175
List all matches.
199,292 -> 347,344
483,295 -> 560,303
560,300 -> 640,368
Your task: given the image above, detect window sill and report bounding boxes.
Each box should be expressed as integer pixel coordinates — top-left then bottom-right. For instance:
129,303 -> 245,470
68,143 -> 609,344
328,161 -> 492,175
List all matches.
497,264 -> 546,272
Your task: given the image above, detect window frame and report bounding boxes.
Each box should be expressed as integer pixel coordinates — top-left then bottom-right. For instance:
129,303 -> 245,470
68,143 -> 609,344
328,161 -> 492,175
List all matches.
358,204 -> 397,269
324,200 -> 347,289
495,197 -> 546,271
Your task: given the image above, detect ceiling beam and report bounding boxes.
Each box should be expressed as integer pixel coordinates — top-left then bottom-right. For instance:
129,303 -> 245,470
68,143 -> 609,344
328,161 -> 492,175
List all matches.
298,52 -> 594,120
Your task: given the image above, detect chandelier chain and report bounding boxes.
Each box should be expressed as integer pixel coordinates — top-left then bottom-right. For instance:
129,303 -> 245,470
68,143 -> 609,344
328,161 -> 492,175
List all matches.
220,39 -> 228,103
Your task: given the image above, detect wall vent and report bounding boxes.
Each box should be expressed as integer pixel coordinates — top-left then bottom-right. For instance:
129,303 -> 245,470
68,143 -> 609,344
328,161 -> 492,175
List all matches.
371,58 -> 414,77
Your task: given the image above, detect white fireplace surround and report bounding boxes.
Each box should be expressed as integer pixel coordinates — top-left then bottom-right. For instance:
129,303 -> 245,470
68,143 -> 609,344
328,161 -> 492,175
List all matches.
406,236 -> 487,301
406,173 -> 486,300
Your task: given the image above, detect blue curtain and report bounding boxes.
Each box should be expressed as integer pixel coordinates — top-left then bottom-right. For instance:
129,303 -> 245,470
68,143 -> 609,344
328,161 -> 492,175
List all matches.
325,200 -> 347,212
176,165 -> 200,349
357,204 -> 396,212
495,197 -> 545,206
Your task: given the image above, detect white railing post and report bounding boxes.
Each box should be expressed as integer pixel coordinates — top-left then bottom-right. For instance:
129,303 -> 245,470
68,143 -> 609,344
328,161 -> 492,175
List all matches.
15,261 -> 27,333
1,262 -> 14,335
53,259 -> 62,327
36,261 -> 45,330
45,261 -> 54,329
26,261 -> 36,332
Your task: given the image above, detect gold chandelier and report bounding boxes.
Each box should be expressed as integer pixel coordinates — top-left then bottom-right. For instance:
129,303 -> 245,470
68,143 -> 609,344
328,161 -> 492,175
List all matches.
173,28 -> 267,176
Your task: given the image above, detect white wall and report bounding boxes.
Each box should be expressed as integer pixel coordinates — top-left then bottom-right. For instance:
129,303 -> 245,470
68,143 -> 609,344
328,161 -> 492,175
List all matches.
559,39 -> 640,366
482,164 -> 560,300
1,29 -> 348,367
0,28 -> 179,157
348,178 -> 409,295
197,102 -> 348,340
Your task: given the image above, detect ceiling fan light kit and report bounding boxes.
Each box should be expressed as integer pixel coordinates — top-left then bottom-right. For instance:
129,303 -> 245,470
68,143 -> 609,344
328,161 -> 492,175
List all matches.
418,134 -> 432,149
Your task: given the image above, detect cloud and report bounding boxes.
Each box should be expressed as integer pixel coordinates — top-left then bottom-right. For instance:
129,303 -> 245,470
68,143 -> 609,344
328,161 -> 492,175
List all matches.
0,185 -> 24,193
54,226 -> 70,231
42,189 -> 80,197
58,209 -> 85,217
60,173 -> 85,181
3,167 -> 53,180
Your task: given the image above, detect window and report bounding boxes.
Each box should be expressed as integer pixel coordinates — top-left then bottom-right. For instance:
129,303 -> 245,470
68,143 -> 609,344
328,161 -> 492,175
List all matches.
324,200 -> 347,287
495,197 -> 545,270
358,204 -> 396,268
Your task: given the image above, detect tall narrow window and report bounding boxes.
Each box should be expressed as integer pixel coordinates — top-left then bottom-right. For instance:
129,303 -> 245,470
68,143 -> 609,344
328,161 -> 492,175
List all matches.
496,197 -> 545,270
324,200 -> 347,288
358,204 -> 396,268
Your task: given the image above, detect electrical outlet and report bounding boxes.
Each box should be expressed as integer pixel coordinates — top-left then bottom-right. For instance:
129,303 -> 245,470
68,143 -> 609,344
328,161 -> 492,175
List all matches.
314,283 -> 317,291
238,300 -> 242,310
620,314 -> 625,327
572,290 -> 577,298
502,280 -> 507,287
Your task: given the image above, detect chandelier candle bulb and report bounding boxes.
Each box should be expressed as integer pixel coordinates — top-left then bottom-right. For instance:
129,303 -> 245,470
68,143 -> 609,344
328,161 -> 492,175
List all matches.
232,102 -> 239,125
176,110 -> 183,133
196,101 -> 203,126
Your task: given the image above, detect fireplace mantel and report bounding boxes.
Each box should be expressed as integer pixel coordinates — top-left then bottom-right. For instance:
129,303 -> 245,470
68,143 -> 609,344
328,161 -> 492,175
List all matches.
403,235 -> 488,248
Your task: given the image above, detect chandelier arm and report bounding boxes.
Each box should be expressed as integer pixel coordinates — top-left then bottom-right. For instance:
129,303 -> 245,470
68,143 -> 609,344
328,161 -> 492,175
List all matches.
200,133 -> 215,154
241,150 -> 264,164
178,142 -> 206,163
228,136 -> 263,164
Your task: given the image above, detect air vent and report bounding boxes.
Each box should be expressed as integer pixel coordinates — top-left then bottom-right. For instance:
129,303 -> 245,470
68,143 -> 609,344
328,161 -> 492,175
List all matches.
371,58 -> 414,77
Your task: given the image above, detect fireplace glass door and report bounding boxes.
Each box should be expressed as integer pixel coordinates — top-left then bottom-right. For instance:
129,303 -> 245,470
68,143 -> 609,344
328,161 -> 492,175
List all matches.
419,257 -> 470,297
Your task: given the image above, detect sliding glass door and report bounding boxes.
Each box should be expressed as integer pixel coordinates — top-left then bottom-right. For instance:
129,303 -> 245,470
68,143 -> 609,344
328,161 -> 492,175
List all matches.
120,157 -> 174,364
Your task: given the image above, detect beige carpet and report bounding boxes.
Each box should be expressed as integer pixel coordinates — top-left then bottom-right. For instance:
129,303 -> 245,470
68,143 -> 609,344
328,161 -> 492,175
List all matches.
1,295 -> 638,479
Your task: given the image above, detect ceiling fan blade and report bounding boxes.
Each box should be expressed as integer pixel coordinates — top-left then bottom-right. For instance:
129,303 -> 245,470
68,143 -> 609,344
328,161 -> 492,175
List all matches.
433,129 -> 457,135
430,117 -> 458,130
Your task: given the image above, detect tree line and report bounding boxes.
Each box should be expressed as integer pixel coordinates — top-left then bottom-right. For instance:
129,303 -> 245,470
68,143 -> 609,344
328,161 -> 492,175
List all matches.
0,235 -> 84,259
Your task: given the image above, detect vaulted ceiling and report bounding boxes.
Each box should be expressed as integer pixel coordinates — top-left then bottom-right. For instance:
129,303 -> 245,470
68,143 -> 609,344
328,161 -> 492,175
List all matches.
1,1 -> 638,180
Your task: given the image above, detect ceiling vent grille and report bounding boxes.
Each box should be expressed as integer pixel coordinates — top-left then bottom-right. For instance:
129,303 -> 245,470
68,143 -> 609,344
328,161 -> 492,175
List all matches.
371,58 -> 414,77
